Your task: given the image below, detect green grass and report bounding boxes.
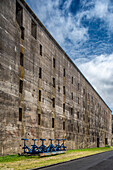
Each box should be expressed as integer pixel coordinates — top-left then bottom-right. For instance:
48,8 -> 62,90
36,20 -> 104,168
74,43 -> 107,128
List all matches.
0,147 -> 113,170
67,146 -> 110,153
0,154 -> 39,163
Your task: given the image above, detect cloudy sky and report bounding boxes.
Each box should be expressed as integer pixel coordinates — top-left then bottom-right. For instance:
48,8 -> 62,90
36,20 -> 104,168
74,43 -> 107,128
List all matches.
25,0 -> 113,113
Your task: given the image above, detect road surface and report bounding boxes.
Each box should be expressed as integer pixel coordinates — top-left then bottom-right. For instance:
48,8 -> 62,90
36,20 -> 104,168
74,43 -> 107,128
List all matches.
36,150 -> 113,170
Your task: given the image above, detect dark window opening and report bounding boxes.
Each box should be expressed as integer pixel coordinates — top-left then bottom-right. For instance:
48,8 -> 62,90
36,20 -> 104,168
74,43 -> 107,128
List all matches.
40,44 -> 42,56
38,114 -> 41,125
71,92 -> 73,100
63,86 -> 65,95
31,19 -> 37,39
58,86 -> 60,92
19,108 -> 22,121
20,52 -> 24,66
77,112 -> 79,119
83,128 -> 85,134
63,121 -> 65,130
52,118 -> 54,128
20,26 -> 24,40
97,138 -> 99,147
83,115 -> 85,121
16,1 -> 23,27
53,78 -> 55,88
72,77 -> 73,84
53,58 -> 55,68
63,68 -> 65,77
83,89 -> 85,95
39,67 -> 42,79
92,96 -> 93,103
63,103 -> 65,112
52,98 -> 55,108
105,138 -> 108,145
71,108 -> 73,115
39,90 -> 41,101
19,80 -> 23,93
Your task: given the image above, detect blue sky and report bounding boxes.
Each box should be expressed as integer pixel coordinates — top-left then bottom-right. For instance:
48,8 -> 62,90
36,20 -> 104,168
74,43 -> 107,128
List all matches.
25,0 -> 113,113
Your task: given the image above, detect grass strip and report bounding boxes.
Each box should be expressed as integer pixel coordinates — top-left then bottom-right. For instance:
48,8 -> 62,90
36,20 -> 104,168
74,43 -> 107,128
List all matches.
0,147 -> 113,170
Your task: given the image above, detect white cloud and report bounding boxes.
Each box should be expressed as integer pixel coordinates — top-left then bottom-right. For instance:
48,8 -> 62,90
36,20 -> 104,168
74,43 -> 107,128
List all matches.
75,54 -> 113,111
26,0 -> 89,47
80,0 -> 113,32
94,1 -> 108,18
26,0 -> 113,46
63,0 -> 73,10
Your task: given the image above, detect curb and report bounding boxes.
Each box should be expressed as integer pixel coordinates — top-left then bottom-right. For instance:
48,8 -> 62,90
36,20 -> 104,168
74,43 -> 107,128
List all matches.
29,150 -> 113,170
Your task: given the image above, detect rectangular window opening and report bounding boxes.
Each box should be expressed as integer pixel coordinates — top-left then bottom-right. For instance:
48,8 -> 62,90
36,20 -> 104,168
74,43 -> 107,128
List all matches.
63,121 -> 65,130
52,98 -> 55,108
71,108 -> 73,115
38,114 -> 41,125
63,68 -> 65,77
53,58 -> 55,68
52,118 -> 54,128
19,108 -> 22,121
63,86 -> 65,95
71,92 -> 73,100
83,115 -> 85,121
53,78 -> 55,88
77,112 -> 79,119
105,138 -> 108,145
19,79 -> 23,94
16,1 -> 23,27
31,19 -> 37,39
40,44 -> 42,56
63,103 -> 65,112
39,67 -> 42,79
83,89 -> 85,95
83,128 -> 85,134
72,77 -> 73,84
39,90 -> 41,102
58,86 -> 60,92
20,52 -> 24,66
20,26 -> 24,40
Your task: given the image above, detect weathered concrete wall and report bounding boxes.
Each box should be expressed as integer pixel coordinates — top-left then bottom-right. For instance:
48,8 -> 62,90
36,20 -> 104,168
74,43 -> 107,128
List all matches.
0,0 -> 112,155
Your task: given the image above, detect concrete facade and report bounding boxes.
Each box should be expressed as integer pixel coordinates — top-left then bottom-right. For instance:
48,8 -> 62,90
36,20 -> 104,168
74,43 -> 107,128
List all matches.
0,0 -> 112,155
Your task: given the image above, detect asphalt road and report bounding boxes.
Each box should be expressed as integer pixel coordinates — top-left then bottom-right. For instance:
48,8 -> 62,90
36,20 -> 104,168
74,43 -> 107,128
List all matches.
37,150 -> 113,170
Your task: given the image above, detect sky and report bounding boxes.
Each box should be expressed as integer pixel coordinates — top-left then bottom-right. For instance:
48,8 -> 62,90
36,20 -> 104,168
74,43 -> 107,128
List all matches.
25,0 -> 113,113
